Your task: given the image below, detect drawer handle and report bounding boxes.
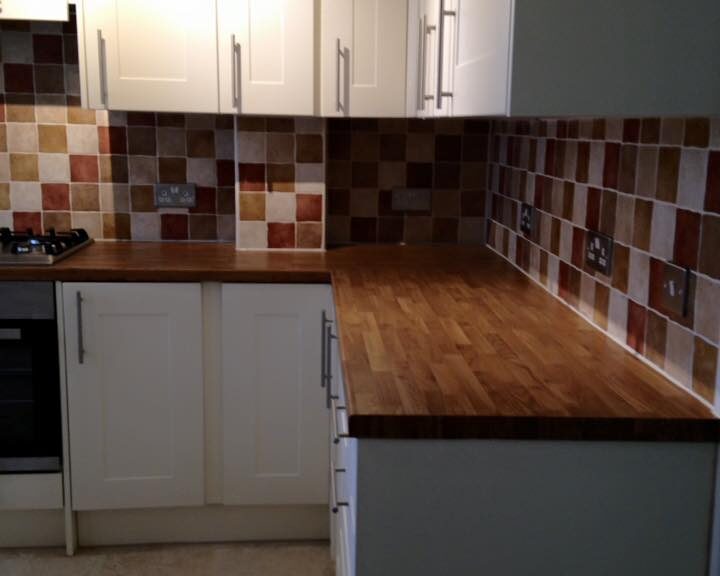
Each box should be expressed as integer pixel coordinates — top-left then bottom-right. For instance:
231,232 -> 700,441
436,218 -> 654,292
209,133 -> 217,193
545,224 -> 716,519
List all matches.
321,310 -> 333,390
97,29 -> 108,106
76,291 -> 85,365
325,326 -> 338,408
331,398 -> 348,445
436,0 -> 456,109
231,34 -> 241,108
331,467 -> 349,514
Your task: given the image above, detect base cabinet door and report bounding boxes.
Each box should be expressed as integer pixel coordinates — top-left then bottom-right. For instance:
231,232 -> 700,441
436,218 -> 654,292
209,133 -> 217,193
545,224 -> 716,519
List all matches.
62,283 -> 204,511
0,0 -> 68,21
221,284 -> 331,505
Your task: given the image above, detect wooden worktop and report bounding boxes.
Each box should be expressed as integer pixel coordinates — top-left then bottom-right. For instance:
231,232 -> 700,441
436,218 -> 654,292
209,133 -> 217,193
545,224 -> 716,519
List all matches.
2,242 -> 717,441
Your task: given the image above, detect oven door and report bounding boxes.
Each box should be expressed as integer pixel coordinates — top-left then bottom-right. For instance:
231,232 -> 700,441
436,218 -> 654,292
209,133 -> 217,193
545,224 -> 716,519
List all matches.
0,320 -> 62,473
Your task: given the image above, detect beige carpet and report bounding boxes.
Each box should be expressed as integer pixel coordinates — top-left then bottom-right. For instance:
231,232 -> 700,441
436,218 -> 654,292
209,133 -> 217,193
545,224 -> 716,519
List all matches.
0,542 -> 333,576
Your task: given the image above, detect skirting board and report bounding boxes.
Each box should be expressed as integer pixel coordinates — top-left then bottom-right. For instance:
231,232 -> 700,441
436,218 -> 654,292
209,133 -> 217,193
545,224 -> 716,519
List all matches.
0,510 -> 66,548
76,505 -> 329,547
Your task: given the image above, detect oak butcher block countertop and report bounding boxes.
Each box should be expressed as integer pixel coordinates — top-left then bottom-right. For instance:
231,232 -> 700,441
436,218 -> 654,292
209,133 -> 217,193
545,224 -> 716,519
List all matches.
1,242 -> 717,441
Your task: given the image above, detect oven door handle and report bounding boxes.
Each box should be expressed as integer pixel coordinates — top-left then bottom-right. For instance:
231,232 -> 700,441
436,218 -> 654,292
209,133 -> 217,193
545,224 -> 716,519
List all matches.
76,291 -> 85,365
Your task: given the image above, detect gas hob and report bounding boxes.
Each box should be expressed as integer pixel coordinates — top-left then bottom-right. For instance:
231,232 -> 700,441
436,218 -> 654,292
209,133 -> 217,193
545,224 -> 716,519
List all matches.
0,228 -> 93,266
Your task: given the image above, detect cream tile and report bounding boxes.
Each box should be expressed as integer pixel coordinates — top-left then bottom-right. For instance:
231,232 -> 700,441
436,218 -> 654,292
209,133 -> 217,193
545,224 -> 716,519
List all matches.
608,289 -> 628,343
559,220 -> 573,262
588,142 -> 605,186
614,194 -> 634,245
605,118 -> 624,142
665,320 -> 694,389
628,248 -> 649,305
71,212 -> 102,239
266,192 -> 296,222
507,232 -> 517,263
0,212 -> 12,229
539,212 -> 552,251
100,183 -> 130,212
95,109 -> 110,127
9,182 -> 42,211
187,158 -> 217,187
579,273 -> 596,320
34,95 -> 66,124
6,124 -> 38,153
130,213 -> 161,241
677,148 -> 708,211
649,203 -> 676,261
236,131 -> 266,163
237,221 -> 267,249
572,185 -> 587,227
529,243 -> 541,281
524,173 -> 535,204
67,124 -> 99,154
38,154 -> 70,183
695,276 -> 720,345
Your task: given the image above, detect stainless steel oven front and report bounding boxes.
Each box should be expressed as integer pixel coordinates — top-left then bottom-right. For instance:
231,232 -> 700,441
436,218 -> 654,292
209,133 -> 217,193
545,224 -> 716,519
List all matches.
0,282 -> 62,473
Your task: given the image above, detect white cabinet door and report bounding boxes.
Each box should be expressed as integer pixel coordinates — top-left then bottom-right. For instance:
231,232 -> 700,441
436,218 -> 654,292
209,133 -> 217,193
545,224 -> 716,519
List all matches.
0,0 -> 68,21
221,284 -> 331,505
448,0 -> 512,116
218,0 -> 314,115
322,0 -> 408,117
63,283 -> 204,511
82,0 -> 219,112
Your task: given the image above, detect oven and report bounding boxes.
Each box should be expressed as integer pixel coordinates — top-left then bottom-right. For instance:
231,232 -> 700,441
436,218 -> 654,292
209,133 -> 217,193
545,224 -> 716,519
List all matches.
0,282 -> 62,473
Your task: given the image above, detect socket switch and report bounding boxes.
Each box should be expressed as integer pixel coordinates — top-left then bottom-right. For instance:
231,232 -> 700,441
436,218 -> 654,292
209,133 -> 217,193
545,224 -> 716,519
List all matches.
585,231 -> 613,275
520,203 -> 534,236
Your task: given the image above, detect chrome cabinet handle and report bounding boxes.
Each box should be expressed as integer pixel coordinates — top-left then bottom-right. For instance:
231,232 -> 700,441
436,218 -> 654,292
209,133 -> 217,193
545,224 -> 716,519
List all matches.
417,16 -> 424,110
325,326 -> 339,408
97,29 -> 108,106
76,291 -> 85,365
335,38 -> 345,113
423,18 -> 436,104
436,0 -> 455,109
321,310 -> 333,389
331,398 -> 348,445
231,34 -> 241,109
331,467 -> 349,514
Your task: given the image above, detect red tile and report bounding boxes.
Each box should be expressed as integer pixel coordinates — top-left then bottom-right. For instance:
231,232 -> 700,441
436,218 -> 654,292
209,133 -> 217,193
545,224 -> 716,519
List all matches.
238,163 -> 265,192
190,187 -> 216,214
585,187 -> 601,231
216,160 -> 234,187
706,151 -> 720,214
97,126 -> 127,154
558,261 -> 571,302
3,64 -> 34,93
296,194 -> 322,222
626,301 -> 647,354
70,155 -> 99,182
648,258 -> 666,313
575,141 -> 590,183
161,214 -> 188,240
571,227 -> 585,268
41,183 -> 70,210
33,34 -> 63,64
673,209 -> 701,269
268,223 -> 296,249
13,212 -> 42,234
603,142 -> 620,189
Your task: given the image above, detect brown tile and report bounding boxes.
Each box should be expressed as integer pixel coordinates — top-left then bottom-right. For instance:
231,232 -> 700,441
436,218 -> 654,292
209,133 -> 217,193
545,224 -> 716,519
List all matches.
266,117 -> 294,133
575,141 -> 589,183
684,118 -> 710,148
352,162 -> 378,188
296,194 -> 322,222
66,96 -> 96,124
602,143 -> 620,189
267,133 -> 294,163
0,184 -> 9,210
186,130 -> 215,158
34,65 -> 64,93
217,187 -> 235,214
33,34 -> 64,64
10,154 -> 39,181
567,267 -> 582,309
673,209 -> 701,269
41,183 -> 69,210
0,125 -> 5,153
347,217 -> 375,242
463,134 -> 489,162
648,258 -> 666,314
599,190 -> 617,237
42,211 -> 71,232
380,134 -> 406,162
102,213 -> 131,240
699,214 -> 720,280
239,193 -> 266,221
660,118 -> 684,145
127,126 -> 156,156
640,118 -> 660,144
189,187 -> 217,214
64,34 -> 78,65
406,163 -> 433,188
6,94 -> 35,122
69,155 -> 98,182
432,218 -> 459,243
433,190 -> 460,218
130,185 -> 156,212
3,63 -> 34,93
461,190 -> 485,218
592,119 -> 606,140
462,163 -> 486,189
98,155 -> 128,183
215,116 -> 234,130
378,217 -> 404,243
636,147 -> 658,198
435,135 -> 461,162
70,184 -> 99,211
562,182 -> 574,220
267,164 -> 295,192
585,187 -> 601,231
550,217 -> 561,256
623,119 -> 641,143
38,124 -> 67,153
618,145 -> 637,194
328,188 -> 350,216
161,214 -> 188,240
327,132 -> 350,161
571,226 -> 585,268
157,113 -> 186,127
539,250 -> 549,286
351,133 -> 379,161
236,116 -> 266,132
13,212 -> 42,234
632,199 -> 653,251
593,282 -> 610,330
559,261 -> 571,301
158,157 -> 187,183
327,161 -> 351,188
706,151 -> 720,214
239,163 -> 265,192
656,147 -> 680,202
612,243 -> 630,293
435,163 -> 460,189
188,214 -> 217,241
297,222 -> 323,249
626,301 -> 647,354
644,311 -> 667,368
296,135 -> 323,163
268,222 -> 295,248
217,160 -> 234,187
692,337 -> 718,404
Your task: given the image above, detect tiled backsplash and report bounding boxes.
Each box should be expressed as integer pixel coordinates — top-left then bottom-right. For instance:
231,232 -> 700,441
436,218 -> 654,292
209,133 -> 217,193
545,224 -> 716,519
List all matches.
325,118 -> 489,245
486,117 -> 720,411
0,16 -> 236,241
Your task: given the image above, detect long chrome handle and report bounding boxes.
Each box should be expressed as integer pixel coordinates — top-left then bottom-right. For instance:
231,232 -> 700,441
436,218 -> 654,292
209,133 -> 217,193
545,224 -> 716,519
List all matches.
417,16 -> 424,110
331,398 -> 348,445
231,34 -> 240,109
321,310 -> 333,389
325,325 -> 334,408
330,467 -> 349,514
97,29 -> 108,106
335,38 -> 343,113
423,20 -> 436,104
436,0 -> 456,109
76,291 -> 85,365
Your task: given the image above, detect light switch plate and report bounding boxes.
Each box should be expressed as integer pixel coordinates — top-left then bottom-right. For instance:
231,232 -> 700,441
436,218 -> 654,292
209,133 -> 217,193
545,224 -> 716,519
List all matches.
662,263 -> 690,317
520,203 -> 534,236
585,231 -> 613,275
154,183 -> 197,208
391,188 -> 431,212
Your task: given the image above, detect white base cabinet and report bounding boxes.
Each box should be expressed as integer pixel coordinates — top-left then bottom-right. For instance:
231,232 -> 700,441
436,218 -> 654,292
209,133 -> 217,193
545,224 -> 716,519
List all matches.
0,0 -> 68,21
62,283 -> 204,511
221,284 -> 331,506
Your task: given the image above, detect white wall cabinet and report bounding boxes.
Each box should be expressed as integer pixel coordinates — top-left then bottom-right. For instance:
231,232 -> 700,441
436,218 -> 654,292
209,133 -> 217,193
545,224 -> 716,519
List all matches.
62,283 -> 204,511
218,0 -> 314,115
221,284 -> 331,506
81,0 -> 219,112
0,0 -> 68,21
321,0 -> 408,117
